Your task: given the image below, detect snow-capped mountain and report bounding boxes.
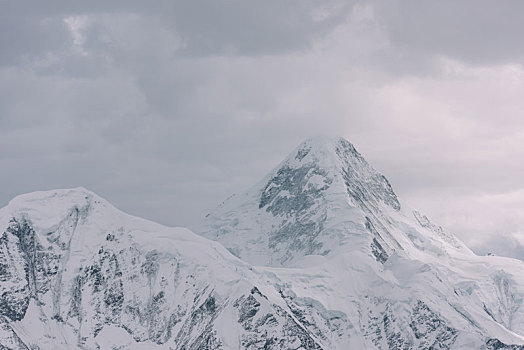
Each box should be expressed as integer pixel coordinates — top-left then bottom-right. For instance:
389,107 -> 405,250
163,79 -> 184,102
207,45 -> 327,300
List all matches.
1,137 -> 524,349
0,189 -> 338,349
199,137 -> 470,267
199,137 -> 524,349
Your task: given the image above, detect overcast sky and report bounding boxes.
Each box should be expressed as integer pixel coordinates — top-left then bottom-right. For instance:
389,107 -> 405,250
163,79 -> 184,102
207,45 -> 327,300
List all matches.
2,0 -> 524,259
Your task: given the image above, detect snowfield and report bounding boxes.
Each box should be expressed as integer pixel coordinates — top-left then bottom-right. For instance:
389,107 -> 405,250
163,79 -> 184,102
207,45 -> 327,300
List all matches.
1,137 -> 524,349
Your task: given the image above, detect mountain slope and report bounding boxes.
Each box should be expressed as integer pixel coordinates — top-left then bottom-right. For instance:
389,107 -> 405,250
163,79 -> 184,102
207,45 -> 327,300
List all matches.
2,137 -> 524,349
198,136 -> 524,348
0,188 -> 348,349
199,137 -> 471,267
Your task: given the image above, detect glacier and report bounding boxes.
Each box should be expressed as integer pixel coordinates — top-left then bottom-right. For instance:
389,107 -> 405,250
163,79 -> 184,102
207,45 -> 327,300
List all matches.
1,137 -> 524,349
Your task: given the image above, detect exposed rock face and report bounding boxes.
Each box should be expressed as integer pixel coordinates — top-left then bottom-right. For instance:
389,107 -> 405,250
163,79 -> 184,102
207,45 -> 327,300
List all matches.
487,338 -> 524,350
2,137 -> 524,349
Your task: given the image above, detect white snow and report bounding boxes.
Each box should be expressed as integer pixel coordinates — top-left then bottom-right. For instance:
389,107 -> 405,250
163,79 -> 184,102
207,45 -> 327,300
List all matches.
2,137 -> 524,349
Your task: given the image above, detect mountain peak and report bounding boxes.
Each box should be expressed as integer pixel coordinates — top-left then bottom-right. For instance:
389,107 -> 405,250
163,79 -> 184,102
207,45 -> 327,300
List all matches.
286,135 -> 359,164
6,187 -> 100,210
294,135 -> 350,153
261,136 -> 400,213
199,137 -> 466,267
0,187 -> 124,237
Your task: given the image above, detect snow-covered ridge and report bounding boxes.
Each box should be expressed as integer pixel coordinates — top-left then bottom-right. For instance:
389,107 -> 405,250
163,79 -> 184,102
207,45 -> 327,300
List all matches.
2,137 -> 524,349
0,187 -> 331,349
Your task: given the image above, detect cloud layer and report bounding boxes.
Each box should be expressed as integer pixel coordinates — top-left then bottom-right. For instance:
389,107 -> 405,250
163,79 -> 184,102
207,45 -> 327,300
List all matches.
1,0 -> 524,259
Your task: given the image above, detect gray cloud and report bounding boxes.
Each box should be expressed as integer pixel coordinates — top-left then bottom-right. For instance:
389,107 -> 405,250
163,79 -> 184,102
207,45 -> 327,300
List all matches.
376,0 -> 524,65
164,0 -> 353,56
1,1 -> 524,259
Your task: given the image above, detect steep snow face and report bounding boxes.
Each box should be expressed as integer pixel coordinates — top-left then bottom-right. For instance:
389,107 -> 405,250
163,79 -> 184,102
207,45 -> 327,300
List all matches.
198,137 -> 470,267
0,188 -> 355,349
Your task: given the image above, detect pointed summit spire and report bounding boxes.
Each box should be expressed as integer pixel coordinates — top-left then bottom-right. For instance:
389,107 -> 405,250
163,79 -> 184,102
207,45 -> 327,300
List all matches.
199,137 -> 408,266
259,136 -> 400,215
199,137 -> 471,267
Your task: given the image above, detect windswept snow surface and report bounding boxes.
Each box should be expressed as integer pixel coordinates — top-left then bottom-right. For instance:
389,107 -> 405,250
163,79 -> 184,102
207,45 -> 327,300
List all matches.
1,137 -> 524,349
